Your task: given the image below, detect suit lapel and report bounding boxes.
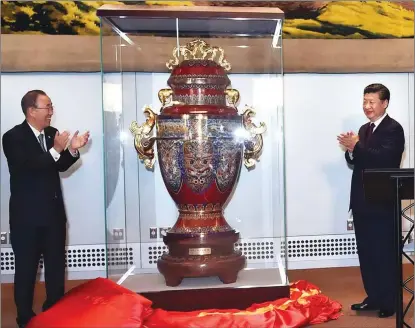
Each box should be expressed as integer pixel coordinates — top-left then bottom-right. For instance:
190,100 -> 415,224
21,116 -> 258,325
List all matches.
362,122 -> 371,145
22,121 -> 55,152
372,114 -> 390,135
21,120 -> 44,153
365,114 -> 390,146
44,129 -> 54,151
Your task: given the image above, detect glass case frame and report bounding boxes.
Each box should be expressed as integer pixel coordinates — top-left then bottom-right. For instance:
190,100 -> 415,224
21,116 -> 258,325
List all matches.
97,2 -> 287,292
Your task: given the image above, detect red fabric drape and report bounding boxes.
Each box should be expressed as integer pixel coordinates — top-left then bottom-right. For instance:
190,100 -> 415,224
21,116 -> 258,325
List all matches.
26,278 -> 342,328
26,277 -> 153,328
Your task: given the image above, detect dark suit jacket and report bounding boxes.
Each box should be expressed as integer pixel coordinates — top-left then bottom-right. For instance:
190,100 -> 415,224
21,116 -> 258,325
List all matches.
345,114 -> 405,211
2,120 -> 79,227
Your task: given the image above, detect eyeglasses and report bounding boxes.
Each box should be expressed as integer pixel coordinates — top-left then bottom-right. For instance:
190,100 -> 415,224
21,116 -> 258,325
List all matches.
35,105 -> 54,111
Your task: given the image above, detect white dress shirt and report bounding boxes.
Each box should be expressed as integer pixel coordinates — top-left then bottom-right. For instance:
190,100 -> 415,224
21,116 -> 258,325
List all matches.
28,122 -> 61,161
348,112 -> 388,159
370,111 -> 388,132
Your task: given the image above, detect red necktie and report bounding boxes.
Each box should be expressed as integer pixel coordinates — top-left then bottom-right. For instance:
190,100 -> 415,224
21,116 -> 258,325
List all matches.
365,123 -> 375,148
366,123 -> 375,140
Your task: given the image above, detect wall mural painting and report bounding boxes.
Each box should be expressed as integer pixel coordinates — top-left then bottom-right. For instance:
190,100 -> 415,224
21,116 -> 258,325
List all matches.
1,0 -> 414,39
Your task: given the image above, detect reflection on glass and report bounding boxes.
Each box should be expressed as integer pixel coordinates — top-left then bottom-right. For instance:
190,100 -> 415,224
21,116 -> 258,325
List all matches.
128,38 -> 268,286
98,4 -> 287,287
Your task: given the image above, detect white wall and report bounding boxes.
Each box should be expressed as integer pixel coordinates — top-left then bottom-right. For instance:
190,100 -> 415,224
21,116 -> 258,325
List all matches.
409,73 -> 414,167
284,73 -> 413,236
1,72 -> 413,273
0,73 -> 106,245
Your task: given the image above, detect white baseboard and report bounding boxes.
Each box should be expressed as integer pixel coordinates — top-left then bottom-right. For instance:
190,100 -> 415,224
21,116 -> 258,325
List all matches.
1,234 -> 411,281
1,270 -> 106,284
287,258 -> 360,270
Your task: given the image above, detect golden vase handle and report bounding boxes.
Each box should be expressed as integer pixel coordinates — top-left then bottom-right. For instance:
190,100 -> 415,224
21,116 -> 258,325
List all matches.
224,88 -> 240,108
130,106 -> 157,169
158,88 -> 173,108
242,106 -> 267,169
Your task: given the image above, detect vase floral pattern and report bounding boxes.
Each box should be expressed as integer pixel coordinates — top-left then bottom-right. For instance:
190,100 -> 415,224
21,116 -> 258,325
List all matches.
130,39 -> 266,235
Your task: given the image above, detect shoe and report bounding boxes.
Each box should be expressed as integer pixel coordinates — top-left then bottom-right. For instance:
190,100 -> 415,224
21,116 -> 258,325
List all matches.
378,309 -> 395,318
351,302 -> 378,311
16,312 -> 35,328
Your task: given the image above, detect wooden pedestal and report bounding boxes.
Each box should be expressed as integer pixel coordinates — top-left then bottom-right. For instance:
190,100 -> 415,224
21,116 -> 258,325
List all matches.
141,283 -> 290,311
157,230 -> 246,287
118,267 -> 290,311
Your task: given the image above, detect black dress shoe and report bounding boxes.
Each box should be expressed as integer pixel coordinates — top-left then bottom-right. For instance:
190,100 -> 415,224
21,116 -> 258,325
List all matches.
351,302 -> 378,311
378,309 -> 395,318
17,312 -> 35,328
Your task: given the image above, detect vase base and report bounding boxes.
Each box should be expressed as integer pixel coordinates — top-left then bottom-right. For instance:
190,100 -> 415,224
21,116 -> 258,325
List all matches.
157,252 -> 246,287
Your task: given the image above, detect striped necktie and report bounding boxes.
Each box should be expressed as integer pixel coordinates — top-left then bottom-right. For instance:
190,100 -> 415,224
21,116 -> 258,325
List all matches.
38,134 -> 47,152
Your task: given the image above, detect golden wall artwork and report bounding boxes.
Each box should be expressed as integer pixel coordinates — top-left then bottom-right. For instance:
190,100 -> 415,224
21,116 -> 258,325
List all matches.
1,1 -> 414,73
1,1 -> 413,38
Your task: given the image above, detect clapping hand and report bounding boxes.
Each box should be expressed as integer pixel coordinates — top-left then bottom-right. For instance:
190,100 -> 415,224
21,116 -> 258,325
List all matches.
53,131 -> 70,153
69,130 -> 90,152
337,131 -> 359,152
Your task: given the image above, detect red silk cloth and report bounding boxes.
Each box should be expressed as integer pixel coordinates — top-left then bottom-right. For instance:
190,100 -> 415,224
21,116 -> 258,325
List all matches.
26,277 -> 153,328
27,278 -> 342,328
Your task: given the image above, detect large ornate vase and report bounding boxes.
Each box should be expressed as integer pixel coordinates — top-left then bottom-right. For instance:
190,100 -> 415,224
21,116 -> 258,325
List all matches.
130,40 -> 266,287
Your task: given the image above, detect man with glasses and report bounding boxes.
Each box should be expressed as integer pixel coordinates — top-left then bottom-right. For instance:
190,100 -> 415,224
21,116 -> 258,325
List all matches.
2,89 -> 90,328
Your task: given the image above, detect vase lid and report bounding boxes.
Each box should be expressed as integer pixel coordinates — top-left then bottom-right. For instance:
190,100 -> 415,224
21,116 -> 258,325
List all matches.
161,40 -> 236,114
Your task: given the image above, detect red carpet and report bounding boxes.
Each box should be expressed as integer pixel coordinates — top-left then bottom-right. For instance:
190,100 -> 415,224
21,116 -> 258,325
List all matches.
27,278 -> 342,328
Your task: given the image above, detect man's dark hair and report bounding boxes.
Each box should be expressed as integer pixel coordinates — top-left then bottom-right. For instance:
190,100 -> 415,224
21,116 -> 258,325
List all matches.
21,90 -> 47,116
364,83 -> 390,102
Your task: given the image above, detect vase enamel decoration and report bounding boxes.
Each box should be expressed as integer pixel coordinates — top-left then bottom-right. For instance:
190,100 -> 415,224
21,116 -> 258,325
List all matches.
130,40 -> 266,287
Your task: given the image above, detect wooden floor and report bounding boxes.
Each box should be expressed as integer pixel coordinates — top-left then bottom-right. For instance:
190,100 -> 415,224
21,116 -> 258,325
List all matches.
289,264 -> 414,327
2,265 -> 414,328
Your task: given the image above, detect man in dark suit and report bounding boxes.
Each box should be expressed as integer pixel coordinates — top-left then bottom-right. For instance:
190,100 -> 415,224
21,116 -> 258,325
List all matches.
2,90 -> 90,328
337,83 -> 405,318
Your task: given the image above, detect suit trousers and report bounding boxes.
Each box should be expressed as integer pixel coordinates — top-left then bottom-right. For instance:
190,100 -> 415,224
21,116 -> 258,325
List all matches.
10,221 -> 66,325
352,203 -> 397,311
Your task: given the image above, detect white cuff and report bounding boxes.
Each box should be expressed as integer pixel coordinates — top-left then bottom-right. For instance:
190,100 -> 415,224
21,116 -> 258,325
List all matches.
348,151 -> 354,160
49,147 -> 61,162
69,148 -> 79,158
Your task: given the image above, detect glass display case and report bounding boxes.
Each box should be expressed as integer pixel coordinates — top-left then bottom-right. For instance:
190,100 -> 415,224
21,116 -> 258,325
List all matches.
97,2 -> 287,296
